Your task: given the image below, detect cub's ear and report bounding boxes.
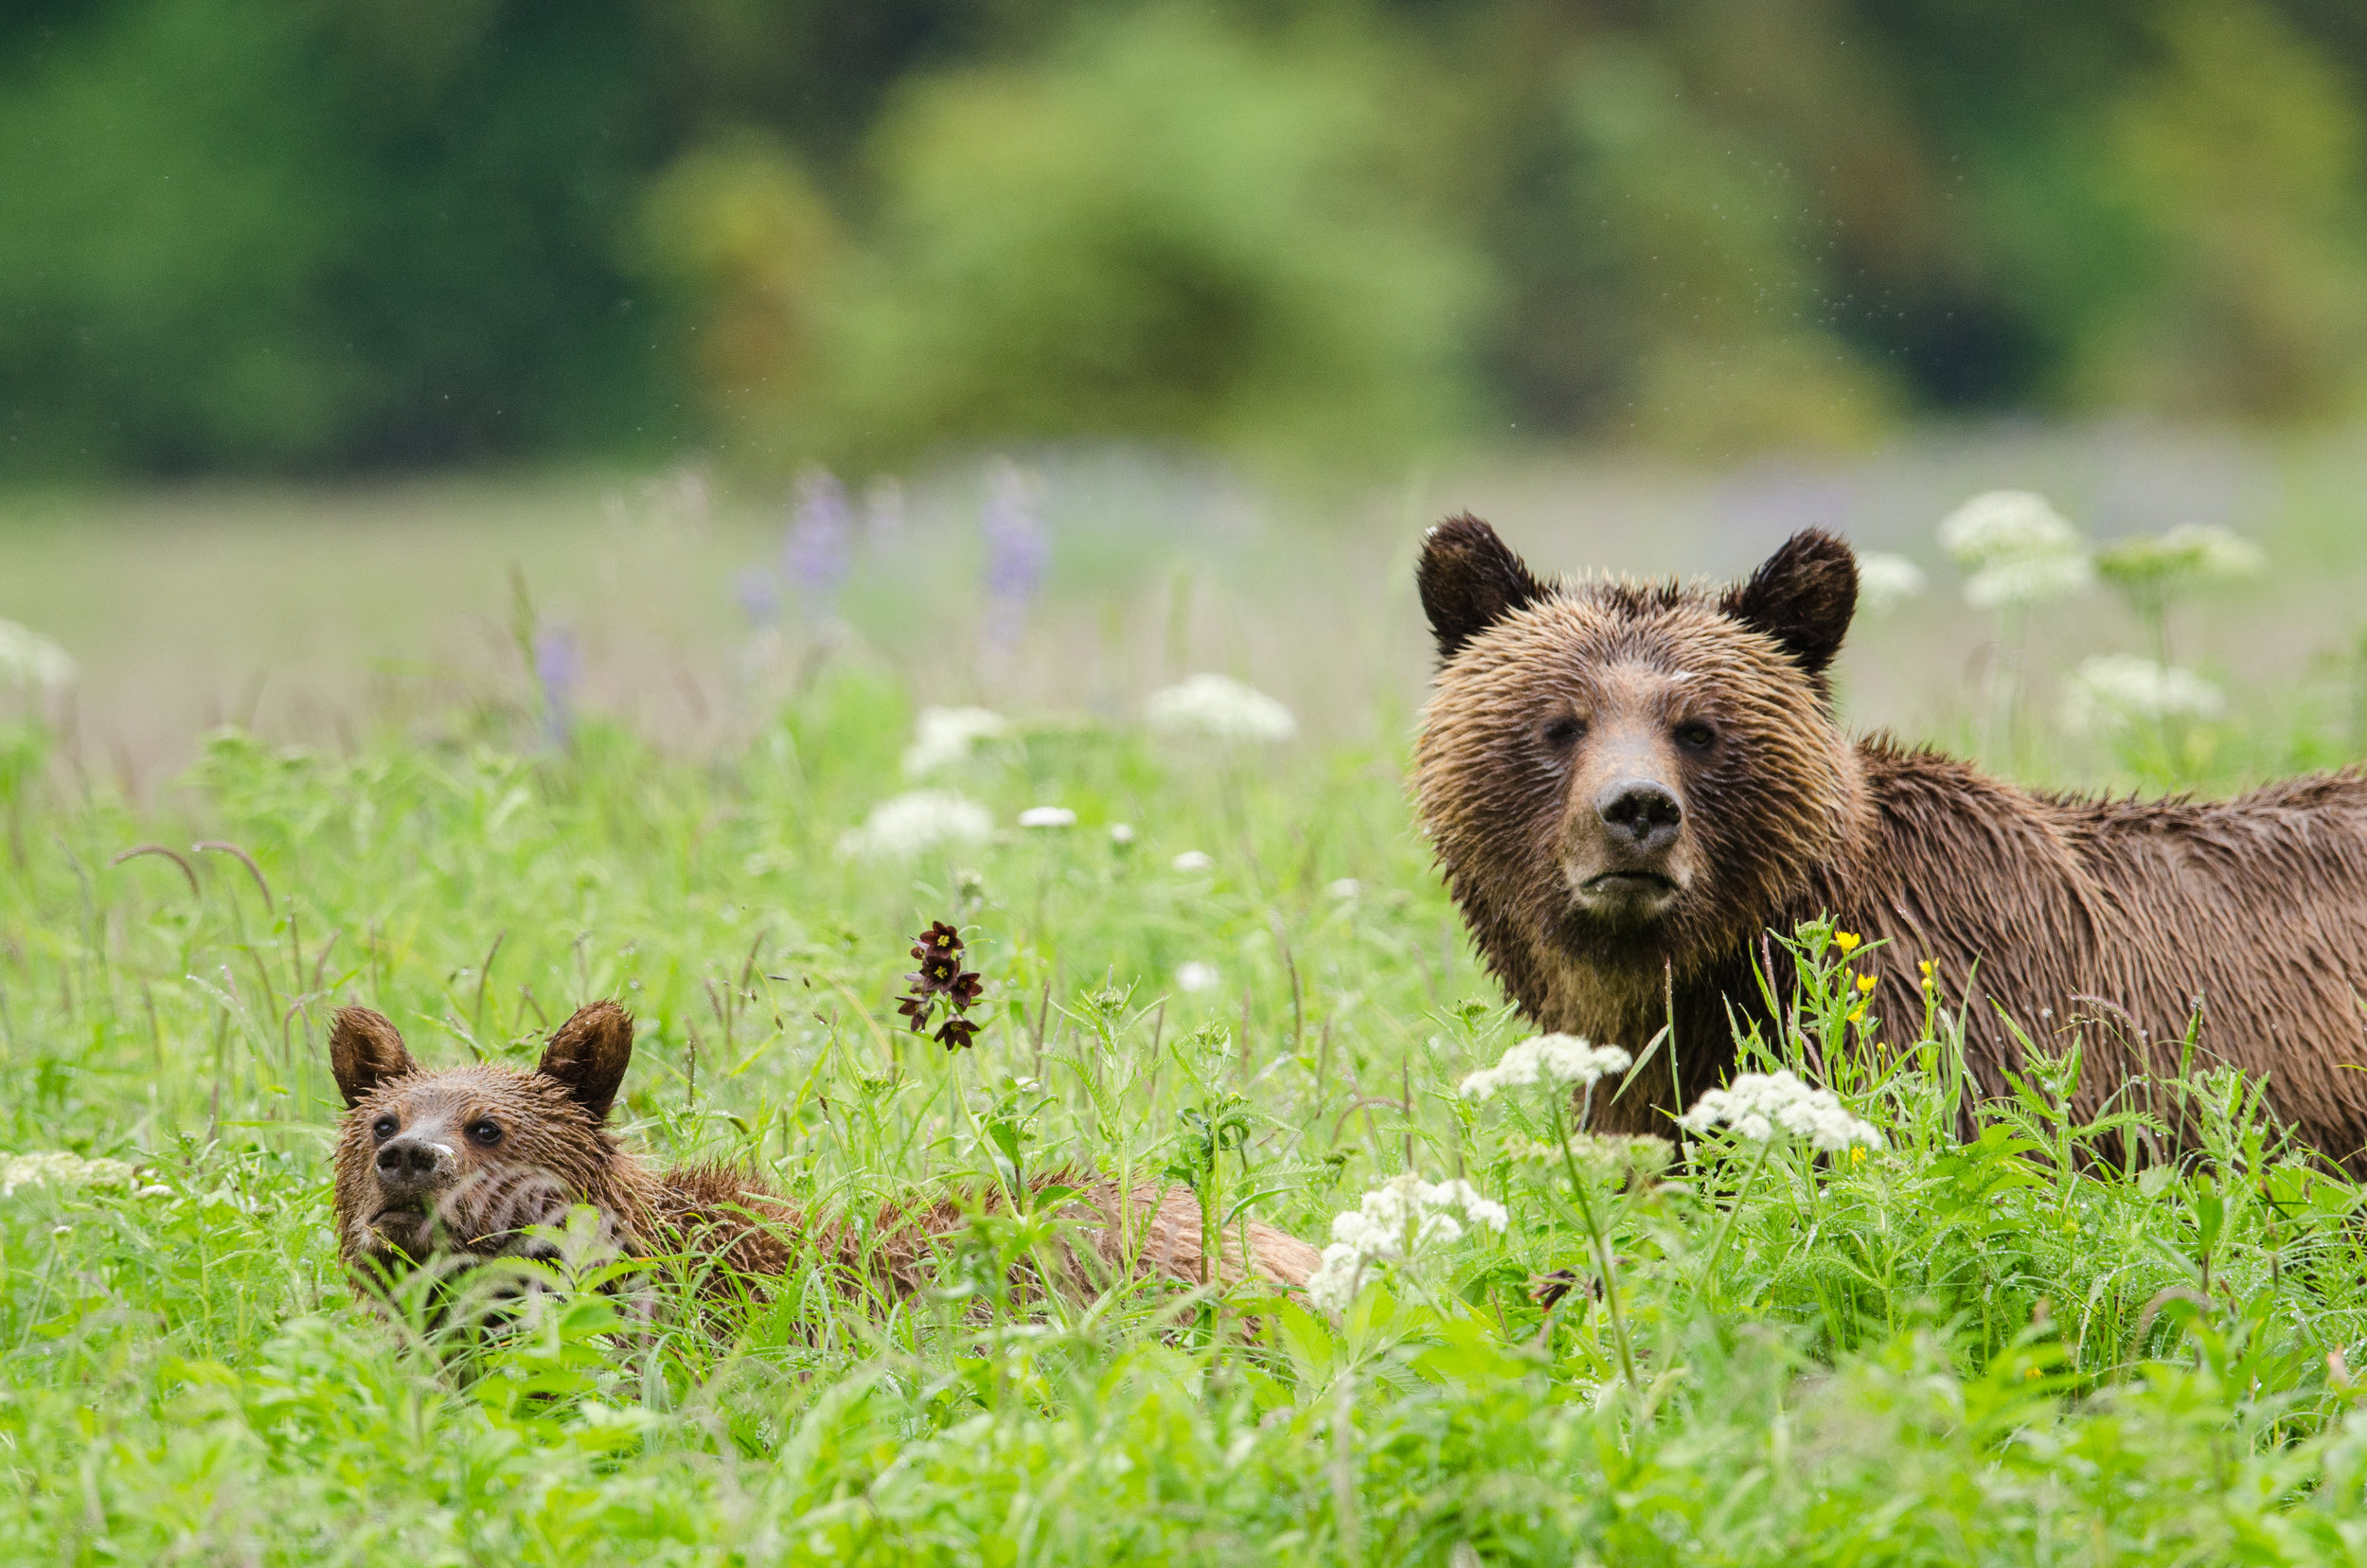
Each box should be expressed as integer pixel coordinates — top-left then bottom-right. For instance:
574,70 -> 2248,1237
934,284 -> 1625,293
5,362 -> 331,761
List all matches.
536,1001 -> 634,1122
1417,513 -> 1552,662
1719,529 -> 1859,692
329,1007 -> 418,1108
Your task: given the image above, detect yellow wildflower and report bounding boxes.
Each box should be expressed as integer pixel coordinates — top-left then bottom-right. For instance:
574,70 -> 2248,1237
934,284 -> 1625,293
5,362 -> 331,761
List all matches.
1834,931 -> 1860,955
1847,1005 -> 1866,1025
1856,973 -> 1877,994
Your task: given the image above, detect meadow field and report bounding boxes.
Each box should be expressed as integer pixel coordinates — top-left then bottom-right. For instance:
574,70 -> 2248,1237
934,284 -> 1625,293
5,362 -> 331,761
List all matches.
9,432 -> 2367,1562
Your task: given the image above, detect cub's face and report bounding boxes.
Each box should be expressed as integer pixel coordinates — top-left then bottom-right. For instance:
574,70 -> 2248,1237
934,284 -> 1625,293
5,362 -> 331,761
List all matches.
329,1003 -> 635,1277
1415,519 -> 1863,986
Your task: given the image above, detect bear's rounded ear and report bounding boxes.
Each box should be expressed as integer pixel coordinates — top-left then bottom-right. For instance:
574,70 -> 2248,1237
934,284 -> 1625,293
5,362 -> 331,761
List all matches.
1719,529 -> 1859,692
1417,513 -> 1552,662
536,1001 -> 634,1122
330,1007 -> 418,1108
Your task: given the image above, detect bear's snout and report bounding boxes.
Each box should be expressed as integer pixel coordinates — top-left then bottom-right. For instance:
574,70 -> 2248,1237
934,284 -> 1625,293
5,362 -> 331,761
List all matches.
1561,758 -> 1694,916
373,1133 -> 458,1203
1595,777 -> 1682,852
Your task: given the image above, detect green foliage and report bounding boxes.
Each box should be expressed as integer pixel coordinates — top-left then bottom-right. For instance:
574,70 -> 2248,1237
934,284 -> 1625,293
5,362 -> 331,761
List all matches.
7,665 -> 2367,1559
810,7 -> 1487,467
9,0 -> 2367,473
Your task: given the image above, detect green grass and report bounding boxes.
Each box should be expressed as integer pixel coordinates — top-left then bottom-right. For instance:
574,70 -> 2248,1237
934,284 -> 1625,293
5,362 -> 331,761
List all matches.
9,641 -> 2367,1562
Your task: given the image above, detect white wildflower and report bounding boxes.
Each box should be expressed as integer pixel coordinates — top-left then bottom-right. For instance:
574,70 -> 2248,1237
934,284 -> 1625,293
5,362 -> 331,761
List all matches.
1328,878 -> 1361,900
1939,490 -> 2092,609
2097,523 -> 2267,589
1146,674 -> 1297,743
1678,1070 -> 1881,1153
836,791 -> 993,862
1174,961 -> 1220,994
0,1151 -> 140,1198
1459,1034 -> 1633,1100
2060,654 -> 2224,735
901,706 -> 1009,777
1852,553 -> 1928,616
2162,523 -> 2265,580
1017,806 -> 1076,829
1109,823 -> 1136,846
1305,1174 -> 1508,1312
0,621 -> 74,692
1171,849 -> 1214,873
1937,490 -> 2081,565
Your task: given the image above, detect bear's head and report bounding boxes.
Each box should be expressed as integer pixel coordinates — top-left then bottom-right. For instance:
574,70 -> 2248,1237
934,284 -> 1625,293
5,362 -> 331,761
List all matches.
329,1001 -> 645,1280
1415,516 -> 1867,1029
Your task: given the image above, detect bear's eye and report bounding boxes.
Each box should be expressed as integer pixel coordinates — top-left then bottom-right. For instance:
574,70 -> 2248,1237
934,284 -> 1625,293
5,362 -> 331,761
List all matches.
468,1120 -> 503,1147
1673,722 -> 1717,752
371,1115 -> 399,1140
1540,716 -> 1586,749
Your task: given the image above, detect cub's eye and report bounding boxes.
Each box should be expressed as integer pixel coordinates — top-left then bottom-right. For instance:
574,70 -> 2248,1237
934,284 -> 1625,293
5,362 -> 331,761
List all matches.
1540,716 -> 1586,749
1673,722 -> 1717,752
468,1120 -> 503,1147
370,1115 -> 399,1140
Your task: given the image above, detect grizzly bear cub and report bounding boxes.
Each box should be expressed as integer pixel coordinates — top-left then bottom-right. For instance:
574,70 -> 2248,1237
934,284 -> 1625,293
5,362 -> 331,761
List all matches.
1416,515 -> 2367,1166
329,1000 -> 1319,1310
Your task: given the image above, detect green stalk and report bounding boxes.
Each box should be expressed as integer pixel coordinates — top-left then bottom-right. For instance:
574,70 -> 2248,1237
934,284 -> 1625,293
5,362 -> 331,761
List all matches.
1692,1135 -> 1776,1311
1552,1093 -> 1639,1388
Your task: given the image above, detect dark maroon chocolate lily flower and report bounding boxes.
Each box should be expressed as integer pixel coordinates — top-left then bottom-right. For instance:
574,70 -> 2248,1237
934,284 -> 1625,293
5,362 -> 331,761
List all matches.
895,919 -> 986,1050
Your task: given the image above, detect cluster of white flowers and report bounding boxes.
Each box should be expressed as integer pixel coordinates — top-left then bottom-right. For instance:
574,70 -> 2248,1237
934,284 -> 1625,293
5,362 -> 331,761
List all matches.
2098,523 -> 2266,587
1305,1174 -> 1509,1312
1146,674 -> 1297,743
1937,490 -> 2094,610
2157,523 -> 2266,580
1327,878 -> 1361,900
1170,849 -> 1214,873
2059,654 -> 2225,735
1938,490 -> 2081,563
0,1151 -> 155,1198
836,791 -> 993,862
1173,961 -> 1220,994
1017,806 -> 1076,829
1458,1034 -> 1633,1101
0,620 -> 75,692
1109,823 -> 1136,846
1678,1071 -> 1881,1152
1852,553 -> 1928,616
901,707 -> 1009,778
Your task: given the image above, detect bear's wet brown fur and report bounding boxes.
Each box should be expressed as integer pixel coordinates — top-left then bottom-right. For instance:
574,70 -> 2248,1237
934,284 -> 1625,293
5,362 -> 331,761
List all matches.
329,1001 -> 1319,1312
1415,514 -> 2367,1166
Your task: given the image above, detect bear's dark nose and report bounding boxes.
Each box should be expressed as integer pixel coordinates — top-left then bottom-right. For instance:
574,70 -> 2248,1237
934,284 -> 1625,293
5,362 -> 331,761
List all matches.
1596,778 -> 1682,852
374,1134 -> 456,1196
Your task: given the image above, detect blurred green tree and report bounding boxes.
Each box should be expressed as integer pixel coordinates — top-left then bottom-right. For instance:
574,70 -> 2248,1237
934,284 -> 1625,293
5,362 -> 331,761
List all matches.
3,0 -> 2367,475
717,7 -> 1491,468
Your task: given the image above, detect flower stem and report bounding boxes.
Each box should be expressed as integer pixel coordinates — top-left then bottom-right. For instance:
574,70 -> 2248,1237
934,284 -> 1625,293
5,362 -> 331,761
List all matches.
1692,1135 -> 1775,1311
1552,1096 -> 1639,1388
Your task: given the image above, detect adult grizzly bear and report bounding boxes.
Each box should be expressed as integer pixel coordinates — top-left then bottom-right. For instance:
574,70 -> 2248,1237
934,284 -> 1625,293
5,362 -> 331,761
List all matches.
1415,514 -> 2367,1165
329,1000 -> 1319,1313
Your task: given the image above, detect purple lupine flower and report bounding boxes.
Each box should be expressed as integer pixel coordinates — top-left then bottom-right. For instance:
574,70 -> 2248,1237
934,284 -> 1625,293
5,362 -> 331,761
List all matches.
783,468 -> 854,617
980,460 -> 1049,653
534,625 -> 580,748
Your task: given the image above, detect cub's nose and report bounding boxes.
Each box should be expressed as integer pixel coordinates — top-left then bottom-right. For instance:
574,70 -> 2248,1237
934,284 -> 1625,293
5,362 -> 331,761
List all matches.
374,1134 -> 456,1196
1595,777 -> 1682,853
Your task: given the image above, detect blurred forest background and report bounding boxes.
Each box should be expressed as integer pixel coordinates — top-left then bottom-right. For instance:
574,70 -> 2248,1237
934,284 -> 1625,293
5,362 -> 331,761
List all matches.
9,0 -> 2367,477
